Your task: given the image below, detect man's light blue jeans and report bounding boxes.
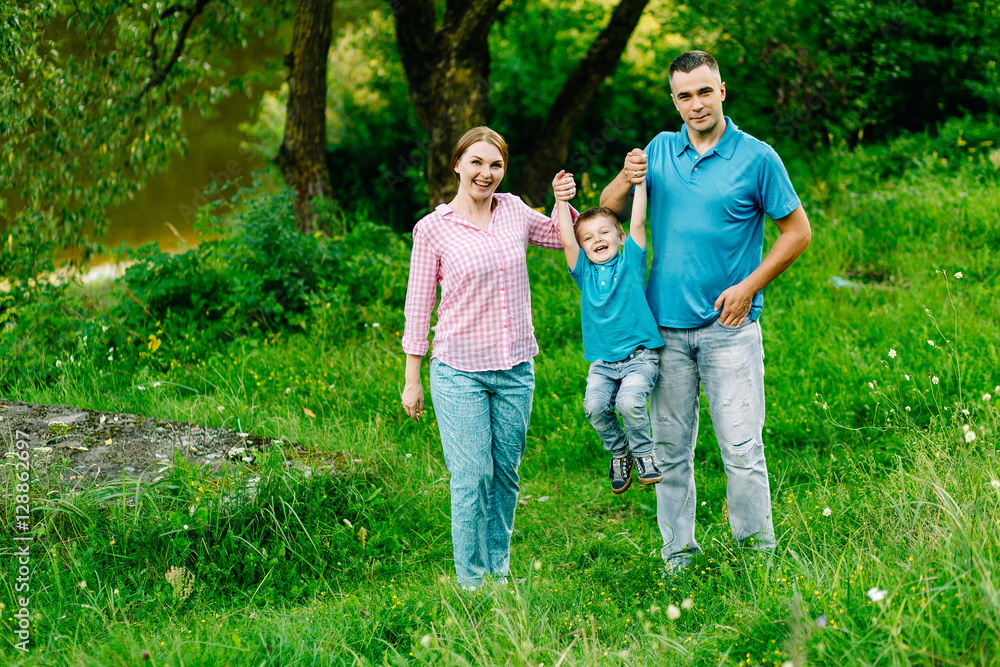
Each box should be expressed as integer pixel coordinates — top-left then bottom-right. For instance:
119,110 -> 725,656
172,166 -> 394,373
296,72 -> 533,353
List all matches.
583,347 -> 660,457
651,318 -> 776,567
429,358 -> 534,589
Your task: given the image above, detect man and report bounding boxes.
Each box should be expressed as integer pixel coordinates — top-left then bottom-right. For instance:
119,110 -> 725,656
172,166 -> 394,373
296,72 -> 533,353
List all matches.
600,50 -> 811,572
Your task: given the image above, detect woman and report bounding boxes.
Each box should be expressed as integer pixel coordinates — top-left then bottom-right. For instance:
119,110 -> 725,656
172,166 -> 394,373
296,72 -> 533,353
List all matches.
401,126 -> 576,589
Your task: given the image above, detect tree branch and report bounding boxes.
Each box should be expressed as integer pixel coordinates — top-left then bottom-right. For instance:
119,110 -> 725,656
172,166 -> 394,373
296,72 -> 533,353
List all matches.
136,0 -> 211,102
515,0 -> 651,205
446,0 -> 502,51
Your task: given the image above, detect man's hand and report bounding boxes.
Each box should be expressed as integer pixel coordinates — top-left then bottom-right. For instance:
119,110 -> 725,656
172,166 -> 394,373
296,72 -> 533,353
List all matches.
623,149 -> 647,184
714,281 -> 755,327
552,169 -> 576,201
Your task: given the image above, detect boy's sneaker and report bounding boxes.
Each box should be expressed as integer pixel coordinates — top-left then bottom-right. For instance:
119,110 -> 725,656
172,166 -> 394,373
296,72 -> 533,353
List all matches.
608,453 -> 634,494
634,454 -> 662,485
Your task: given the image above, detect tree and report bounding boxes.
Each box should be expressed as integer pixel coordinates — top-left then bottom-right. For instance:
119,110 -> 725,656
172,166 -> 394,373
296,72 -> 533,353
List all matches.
391,0 -> 650,209
0,1 -> 281,277
512,0 -> 650,205
391,0 -> 500,208
275,0 -> 336,234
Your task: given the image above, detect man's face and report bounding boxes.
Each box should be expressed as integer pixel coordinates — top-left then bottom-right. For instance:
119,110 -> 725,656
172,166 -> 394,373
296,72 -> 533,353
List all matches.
670,65 -> 726,136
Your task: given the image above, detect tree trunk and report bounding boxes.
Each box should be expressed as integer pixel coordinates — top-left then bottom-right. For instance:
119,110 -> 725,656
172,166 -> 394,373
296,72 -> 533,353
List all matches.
275,0 -> 335,234
514,0 -> 651,206
393,0 -> 501,208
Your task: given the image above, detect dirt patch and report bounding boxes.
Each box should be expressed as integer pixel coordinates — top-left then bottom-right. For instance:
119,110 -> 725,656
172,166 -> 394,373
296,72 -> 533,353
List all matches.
1,399 -> 300,489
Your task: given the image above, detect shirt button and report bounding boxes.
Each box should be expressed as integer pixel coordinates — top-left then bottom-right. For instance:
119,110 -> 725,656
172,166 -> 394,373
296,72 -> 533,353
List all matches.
694,167 -> 699,171
601,267 -> 605,271
601,281 -> 606,285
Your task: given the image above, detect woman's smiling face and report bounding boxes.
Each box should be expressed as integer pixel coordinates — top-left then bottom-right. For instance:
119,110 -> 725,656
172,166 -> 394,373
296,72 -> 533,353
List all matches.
454,141 -> 505,201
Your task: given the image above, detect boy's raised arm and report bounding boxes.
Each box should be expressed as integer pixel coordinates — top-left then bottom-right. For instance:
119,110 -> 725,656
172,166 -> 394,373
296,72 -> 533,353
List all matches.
629,178 -> 648,251
553,169 -> 580,271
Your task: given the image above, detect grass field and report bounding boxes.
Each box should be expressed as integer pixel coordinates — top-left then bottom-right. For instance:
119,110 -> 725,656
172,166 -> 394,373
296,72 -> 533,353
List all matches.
2,122 -> 999,665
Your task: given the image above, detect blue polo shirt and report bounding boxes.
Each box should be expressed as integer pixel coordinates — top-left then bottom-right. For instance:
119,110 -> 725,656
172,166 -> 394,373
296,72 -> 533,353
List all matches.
644,117 -> 800,327
569,235 -> 664,362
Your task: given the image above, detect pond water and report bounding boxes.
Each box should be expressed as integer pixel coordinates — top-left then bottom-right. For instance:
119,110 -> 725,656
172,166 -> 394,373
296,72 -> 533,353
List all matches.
100,45 -> 283,256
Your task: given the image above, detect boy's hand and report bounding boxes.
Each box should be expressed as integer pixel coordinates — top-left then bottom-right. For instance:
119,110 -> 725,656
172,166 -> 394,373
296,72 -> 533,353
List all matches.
623,149 -> 647,184
552,170 -> 576,201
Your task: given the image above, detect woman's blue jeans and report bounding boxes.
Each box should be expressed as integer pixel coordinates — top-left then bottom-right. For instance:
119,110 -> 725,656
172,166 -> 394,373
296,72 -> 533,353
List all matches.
429,358 -> 534,588
651,318 -> 776,567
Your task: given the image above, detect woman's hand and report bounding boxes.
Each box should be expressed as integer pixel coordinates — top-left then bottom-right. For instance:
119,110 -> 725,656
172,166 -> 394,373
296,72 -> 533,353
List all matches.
402,379 -> 425,422
552,170 -> 576,202
623,149 -> 647,184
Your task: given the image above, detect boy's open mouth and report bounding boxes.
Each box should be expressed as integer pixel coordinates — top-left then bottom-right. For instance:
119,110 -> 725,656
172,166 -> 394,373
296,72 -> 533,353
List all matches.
593,242 -> 609,253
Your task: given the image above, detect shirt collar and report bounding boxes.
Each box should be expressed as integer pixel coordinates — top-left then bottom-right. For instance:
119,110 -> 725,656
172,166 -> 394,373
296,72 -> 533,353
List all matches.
437,195 -> 504,220
674,116 -> 738,160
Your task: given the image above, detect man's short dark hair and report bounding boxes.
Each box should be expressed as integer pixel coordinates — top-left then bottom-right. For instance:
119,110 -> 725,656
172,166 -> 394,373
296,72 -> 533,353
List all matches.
668,50 -> 720,82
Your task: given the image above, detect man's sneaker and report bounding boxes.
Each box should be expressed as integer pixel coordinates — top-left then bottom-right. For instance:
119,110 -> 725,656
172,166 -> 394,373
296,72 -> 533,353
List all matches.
608,453 -> 634,494
634,454 -> 662,485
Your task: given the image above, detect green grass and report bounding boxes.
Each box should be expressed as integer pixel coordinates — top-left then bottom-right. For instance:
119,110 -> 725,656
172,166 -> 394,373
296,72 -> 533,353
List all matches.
1,127 -> 999,665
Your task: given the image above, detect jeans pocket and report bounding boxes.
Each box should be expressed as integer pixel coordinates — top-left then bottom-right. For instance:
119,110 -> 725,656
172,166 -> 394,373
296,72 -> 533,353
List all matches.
715,317 -> 756,331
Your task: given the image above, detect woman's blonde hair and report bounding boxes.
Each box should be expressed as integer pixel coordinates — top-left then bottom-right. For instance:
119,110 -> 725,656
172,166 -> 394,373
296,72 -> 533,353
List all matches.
450,126 -> 509,180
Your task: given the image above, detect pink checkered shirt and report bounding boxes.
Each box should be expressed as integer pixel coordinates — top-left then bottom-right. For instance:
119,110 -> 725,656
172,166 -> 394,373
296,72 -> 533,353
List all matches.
402,193 -> 573,372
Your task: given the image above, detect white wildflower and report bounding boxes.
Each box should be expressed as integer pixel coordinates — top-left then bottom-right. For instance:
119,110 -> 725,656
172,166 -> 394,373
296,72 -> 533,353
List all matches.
926,340 -> 935,346
681,597 -> 694,610
932,376 -> 940,385
823,507 -> 832,517
888,348 -> 897,359
954,271 -> 963,279
965,431 -> 977,443
666,605 -> 681,620
867,587 -> 887,602
984,393 -> 992,402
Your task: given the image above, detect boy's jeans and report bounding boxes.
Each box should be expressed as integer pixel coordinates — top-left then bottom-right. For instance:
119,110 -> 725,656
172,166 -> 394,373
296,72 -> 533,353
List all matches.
429,358 -> 534,589
583,347 -> 660,457
650,318 -> 776,567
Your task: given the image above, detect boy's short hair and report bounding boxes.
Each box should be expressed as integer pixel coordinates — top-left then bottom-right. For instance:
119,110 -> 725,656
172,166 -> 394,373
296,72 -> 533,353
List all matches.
575,206 -> 625,243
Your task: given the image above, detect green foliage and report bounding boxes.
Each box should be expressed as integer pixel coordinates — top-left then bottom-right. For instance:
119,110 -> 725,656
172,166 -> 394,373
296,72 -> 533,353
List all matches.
678,0 -> 1000,147
4,119 -> 1000,666
0,0 -> 284,267
108,186 -> 410,363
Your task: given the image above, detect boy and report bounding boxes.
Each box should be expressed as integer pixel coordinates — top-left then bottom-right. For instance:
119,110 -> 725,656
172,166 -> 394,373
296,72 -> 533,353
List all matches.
555,176 -> 664,493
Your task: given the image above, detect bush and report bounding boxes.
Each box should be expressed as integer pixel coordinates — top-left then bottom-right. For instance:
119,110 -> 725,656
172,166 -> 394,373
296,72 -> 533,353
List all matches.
110,187 -> 411,367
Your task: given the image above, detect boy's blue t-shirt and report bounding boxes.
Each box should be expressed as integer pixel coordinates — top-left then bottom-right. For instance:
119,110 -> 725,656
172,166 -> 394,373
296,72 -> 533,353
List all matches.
569,235 -> 664,363
643,118 -> 801,327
